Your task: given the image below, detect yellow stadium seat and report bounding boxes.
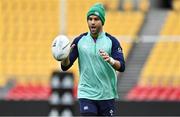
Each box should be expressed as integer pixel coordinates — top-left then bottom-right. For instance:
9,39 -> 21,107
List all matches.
138,0 -> 150,13
173,0 -> 180,11
105,0 -> 119,11
123,0 -> 134,11
139,40 -> 180,87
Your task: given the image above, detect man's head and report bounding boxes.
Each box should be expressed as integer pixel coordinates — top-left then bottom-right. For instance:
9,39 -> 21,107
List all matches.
87,3 -> 105,37
87,3 -> 105,25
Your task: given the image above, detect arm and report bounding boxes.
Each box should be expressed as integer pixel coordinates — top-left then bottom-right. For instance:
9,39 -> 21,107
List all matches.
61,44 -> 78,71
61,44 -> 75,67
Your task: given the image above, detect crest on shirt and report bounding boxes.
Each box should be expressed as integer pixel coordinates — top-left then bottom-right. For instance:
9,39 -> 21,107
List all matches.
118,47 -> 122,53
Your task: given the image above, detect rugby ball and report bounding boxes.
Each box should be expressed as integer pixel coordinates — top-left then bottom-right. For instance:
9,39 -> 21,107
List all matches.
51,35 -> 70,61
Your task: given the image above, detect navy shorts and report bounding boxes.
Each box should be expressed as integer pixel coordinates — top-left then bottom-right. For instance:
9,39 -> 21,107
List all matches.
78,98 -> 115,116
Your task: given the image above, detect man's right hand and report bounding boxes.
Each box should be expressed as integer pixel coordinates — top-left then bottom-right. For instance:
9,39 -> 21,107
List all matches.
61,44 -> 75,66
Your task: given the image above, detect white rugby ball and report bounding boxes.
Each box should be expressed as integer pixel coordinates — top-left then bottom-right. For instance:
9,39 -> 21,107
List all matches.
51,35 -> 70,61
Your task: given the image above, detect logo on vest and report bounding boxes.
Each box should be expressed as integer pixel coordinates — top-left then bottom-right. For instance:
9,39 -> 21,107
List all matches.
84,106 -> 89,110
109,109 -> 114,116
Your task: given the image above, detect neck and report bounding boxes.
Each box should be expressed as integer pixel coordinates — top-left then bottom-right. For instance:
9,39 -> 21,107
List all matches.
91,34 -> 98,39
91,29 -> 103,39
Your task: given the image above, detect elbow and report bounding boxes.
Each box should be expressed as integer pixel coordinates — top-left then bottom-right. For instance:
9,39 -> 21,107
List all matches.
61,67 -> 68,71
119,62 -> 125,72
61,64 -> 70,71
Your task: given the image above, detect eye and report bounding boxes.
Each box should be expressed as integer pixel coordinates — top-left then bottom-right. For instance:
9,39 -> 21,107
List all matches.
95,18 -> 99,21
94,17 -> 100,21
88,17 -> 93,21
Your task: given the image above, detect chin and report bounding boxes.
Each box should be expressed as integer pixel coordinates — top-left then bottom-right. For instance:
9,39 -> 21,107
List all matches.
91,31 -> 98,35
91,32 -> 96,35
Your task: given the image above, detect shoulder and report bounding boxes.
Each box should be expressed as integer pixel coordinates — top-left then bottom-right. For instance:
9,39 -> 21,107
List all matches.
73,32 -> 88,44
105,33 -> 120,46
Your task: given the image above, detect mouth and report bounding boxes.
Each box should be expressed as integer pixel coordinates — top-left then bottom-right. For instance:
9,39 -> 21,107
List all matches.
90,26 -> 96,32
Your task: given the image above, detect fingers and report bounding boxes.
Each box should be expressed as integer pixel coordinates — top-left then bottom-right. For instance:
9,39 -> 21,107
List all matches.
103,55 -> 110,61
70,44 -> 76,52
71,44 -> 75,50
99,49 -> 110,61
71,44 -> 75,48
99,49 -> 104,53
99,49 -> 108,56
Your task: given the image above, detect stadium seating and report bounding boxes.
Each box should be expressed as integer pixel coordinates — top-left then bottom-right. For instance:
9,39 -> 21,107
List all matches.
160,11 -> 180,35
104,11 -> 144,58
139,41 -> 180,86
0,0 -> 146,100
123,0 -> 134,11
126,8 -> 180,101
127,41 -> 180,101
138,0 -> 150,13
6,84 -> 51,101
127,86 -> 180,101
104,0 -> 119,11
173,0 -> 180,11
0,0 -> 60,83
0,0 -> 60,100
104,11 -> 144,36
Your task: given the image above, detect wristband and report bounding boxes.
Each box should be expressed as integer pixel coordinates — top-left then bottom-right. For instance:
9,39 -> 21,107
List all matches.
109,57 -> 115,65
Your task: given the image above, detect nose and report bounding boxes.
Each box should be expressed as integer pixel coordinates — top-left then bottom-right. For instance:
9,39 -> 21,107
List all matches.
91,19 -> 95,25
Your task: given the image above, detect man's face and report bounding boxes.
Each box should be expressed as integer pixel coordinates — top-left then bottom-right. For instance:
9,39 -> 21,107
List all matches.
87,15 -> 103,36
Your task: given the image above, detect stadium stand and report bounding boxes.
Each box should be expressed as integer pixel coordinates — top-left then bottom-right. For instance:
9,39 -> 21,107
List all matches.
160,11 -> 180,35
173,0 -> 180,11
0,0 -> 145,100
126,49 -> 180,99
0,0 -> 60,100
6,83 -> 50,100
126,2 -> 180,101
104,11 -> 144,59
105,0 -> 119,11
2,0 -> 180,116
104,11 -> 144,36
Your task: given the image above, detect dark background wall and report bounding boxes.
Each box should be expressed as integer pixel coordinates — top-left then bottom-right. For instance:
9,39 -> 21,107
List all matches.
150,0 -> 172,9
0,100 -> 180,116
